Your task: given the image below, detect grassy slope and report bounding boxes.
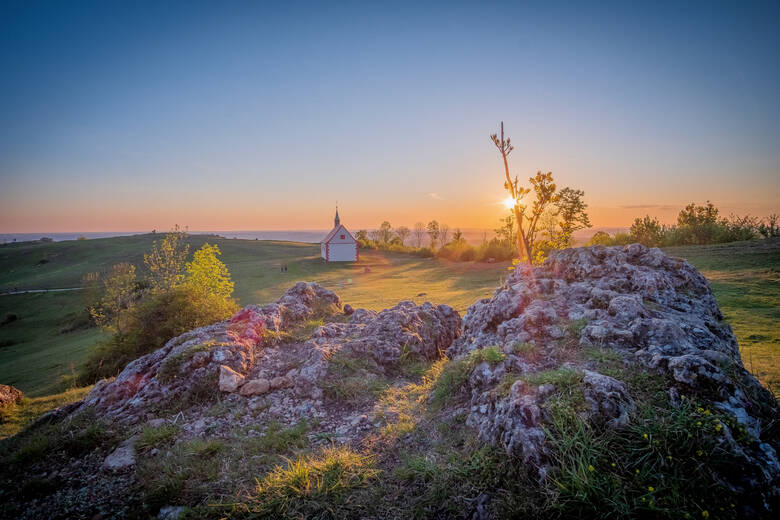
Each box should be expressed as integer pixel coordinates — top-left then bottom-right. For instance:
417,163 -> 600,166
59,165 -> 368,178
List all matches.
0,234 -> 777,399
0,234 -> 508,397
664,238 -> 780,395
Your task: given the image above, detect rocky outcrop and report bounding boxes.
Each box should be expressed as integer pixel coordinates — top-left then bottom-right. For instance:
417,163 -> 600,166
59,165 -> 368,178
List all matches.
0,384 -> 22,407
446,244 -> 779,508
75,282 -> 461,436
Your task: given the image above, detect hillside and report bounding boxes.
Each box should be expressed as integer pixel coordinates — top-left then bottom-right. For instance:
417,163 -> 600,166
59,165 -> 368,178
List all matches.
1,246 -> 777,519
0,235 -> 510,396
0,235 -> 778,397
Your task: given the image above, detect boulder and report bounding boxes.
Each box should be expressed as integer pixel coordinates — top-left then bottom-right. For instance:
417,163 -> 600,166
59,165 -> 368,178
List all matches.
239,378 -> 271,396
103,437 -> 136,471
0,384 -> 22,407
445,244 -> 779,510
219,365 -> 245,392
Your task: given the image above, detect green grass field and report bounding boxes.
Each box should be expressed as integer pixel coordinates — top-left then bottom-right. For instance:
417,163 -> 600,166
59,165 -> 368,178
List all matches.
0,234 -> 510,397
0,234 -> 777,399
664,239 -> 780,395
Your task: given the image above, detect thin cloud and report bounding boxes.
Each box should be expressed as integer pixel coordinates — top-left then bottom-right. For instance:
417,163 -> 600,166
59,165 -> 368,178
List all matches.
428,192 -> 443,200
620,204 -> 676,211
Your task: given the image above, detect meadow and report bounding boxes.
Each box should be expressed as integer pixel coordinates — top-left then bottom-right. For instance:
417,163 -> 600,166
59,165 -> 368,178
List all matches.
0,234 -> 777,401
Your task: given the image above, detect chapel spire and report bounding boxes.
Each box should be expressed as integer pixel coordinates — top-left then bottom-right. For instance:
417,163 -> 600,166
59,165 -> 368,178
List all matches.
334,205 -> 340,228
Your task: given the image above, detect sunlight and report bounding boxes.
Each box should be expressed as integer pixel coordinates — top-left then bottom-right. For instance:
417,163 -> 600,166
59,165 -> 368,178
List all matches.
502,196 -> 515,209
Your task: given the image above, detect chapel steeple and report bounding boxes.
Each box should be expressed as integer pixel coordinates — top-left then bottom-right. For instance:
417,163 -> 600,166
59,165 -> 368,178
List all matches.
334,206 -> 340,228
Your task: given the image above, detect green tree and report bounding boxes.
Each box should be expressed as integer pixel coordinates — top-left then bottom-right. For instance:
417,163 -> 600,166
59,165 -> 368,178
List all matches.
554,187 -> 591,246
395,226 -> 411,246
630,216 -> 664,247
426,220 -> 440,248
144,226 -> 189,292
89,263 -> 137,335
185,244 -> 234,300
377,221 -> 393,244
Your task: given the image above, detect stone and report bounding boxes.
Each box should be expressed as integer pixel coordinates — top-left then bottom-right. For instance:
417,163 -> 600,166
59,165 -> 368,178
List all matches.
343,303 -> 354,315
103,437 -> 136,471
219,365 -> 245,393
0,384 -> 22,407
158,506 -> 186,519
444,243 -> 779,509
270,376 -> 291,389
239,378 -> 271,396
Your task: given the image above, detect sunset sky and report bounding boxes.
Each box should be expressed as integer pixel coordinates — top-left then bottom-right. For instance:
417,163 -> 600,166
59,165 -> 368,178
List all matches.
1,1 -> 779,233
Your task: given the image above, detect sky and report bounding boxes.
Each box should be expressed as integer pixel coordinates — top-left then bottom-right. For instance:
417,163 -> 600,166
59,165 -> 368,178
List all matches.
1,0 -> 779,233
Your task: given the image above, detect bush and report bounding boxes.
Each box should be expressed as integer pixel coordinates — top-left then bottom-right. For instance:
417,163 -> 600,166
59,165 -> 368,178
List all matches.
79,285 -> 237,383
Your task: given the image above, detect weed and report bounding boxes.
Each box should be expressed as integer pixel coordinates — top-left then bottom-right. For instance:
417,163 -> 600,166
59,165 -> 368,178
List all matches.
248,420 -> 310,454
246,447 -> 380,518
137,424 -> 179,451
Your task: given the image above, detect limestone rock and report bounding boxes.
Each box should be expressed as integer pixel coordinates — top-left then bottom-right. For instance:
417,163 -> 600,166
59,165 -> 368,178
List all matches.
239,378 -> 271,396
445,243 -> 779,509
103,437 -> 136,471
219,365 -> 245,392
0,384 -> 22,407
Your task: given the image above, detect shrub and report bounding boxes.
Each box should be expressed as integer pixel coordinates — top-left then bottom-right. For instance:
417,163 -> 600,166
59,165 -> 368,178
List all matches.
79,285 -> 237,383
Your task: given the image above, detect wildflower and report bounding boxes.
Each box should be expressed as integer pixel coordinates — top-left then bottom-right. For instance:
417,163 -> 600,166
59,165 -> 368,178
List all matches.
697,450 -> 703,457
635,469 -> 640,474
697,407 -> 704,413
641,497 -> 646,502
643,433 -> 648,439
667,455 -> 673,461
696,421 -> 702,427
702,511 -> 709,518
588,465 -> 594,472
716,424 -> 723,432
648,486 -> 655,492
611,462 -> 616,467
704,409 -> 711,416
649,500 -> 654,507
681,395 -> 686,400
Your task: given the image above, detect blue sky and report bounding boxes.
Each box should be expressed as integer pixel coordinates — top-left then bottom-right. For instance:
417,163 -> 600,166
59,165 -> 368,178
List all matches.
1,0 -> 778,232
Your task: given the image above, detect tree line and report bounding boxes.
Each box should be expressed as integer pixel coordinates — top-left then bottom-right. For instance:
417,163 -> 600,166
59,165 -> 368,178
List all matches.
588,203 -> 779,248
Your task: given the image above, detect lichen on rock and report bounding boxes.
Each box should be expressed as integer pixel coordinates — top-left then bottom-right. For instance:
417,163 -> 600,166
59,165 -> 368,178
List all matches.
444,244 -> 779,510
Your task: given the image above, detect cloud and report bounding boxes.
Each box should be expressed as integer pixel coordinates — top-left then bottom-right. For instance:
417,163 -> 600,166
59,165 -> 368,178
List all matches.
428,192 -> 443,200
620,204 -> 676,211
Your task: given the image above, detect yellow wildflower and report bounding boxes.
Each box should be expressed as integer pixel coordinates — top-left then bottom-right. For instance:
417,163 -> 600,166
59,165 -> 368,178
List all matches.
611,462 -> 616,467
588,465 -> 594,472
716,424 -> 723,432
696,421 -> 702,427
697,407 -> 704,413
697,450 -> 703,456
643,433 -> 648,439
702,511 -> 709,518
635,469 -> 640,474
704,409 -> 711,416
648,486 -> 655,492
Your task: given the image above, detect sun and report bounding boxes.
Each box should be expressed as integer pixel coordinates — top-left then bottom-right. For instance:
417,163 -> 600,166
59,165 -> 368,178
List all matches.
502,196 -> 515,209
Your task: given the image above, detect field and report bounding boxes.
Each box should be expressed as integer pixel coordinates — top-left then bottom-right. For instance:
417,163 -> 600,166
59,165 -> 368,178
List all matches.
0,234 -> 778,399
0,234 -> 509,397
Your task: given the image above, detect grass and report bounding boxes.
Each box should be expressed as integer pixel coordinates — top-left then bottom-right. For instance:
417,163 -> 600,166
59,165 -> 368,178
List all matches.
0,385 -> 92,439
431,346 -> 505,407
0,234 -> 509,397
245,447 -> 381,518
664,238 -> 780,395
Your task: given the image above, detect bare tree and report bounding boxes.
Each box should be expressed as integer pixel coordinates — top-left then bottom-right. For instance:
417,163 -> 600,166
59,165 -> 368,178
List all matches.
395,226 -> 411,246
413,222 -> 426,248
491,122 -> 559,264
439,224 -> 450,247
